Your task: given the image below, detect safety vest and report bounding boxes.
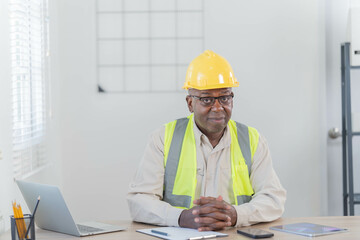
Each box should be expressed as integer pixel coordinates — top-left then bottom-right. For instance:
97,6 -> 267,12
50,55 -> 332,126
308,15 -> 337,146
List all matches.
163,114 -> 260,209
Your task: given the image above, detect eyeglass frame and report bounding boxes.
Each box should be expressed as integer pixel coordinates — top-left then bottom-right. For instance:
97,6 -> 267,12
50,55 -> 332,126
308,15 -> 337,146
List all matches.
188,93 -> 234,106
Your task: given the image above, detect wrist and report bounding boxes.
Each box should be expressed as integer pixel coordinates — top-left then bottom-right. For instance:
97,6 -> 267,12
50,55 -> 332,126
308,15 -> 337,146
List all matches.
230,205 -> 238,226
178,209 -> 190,227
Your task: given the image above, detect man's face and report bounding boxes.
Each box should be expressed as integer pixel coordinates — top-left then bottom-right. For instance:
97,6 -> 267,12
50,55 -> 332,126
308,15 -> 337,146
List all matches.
186,88 -> 233,137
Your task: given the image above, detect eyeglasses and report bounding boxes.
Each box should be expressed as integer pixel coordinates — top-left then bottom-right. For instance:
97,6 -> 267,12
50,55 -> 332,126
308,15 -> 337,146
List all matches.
189,93 -> 234,107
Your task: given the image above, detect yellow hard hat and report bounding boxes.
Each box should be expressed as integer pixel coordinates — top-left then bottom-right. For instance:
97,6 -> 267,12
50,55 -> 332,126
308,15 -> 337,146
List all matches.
183,50 -> 239,90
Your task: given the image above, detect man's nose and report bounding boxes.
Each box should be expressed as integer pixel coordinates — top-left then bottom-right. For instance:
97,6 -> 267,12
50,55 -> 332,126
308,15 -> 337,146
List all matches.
211,99 -> 224,111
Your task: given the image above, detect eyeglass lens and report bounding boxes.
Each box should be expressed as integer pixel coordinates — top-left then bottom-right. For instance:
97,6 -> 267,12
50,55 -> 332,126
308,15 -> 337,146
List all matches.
193,95 -> 233,106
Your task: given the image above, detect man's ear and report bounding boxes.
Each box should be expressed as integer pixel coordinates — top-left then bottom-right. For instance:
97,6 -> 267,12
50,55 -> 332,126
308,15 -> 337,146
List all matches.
186,95 -> 194,113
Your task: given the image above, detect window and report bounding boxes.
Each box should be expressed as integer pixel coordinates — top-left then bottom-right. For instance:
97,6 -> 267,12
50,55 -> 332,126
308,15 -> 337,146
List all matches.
9,0 -> 49,178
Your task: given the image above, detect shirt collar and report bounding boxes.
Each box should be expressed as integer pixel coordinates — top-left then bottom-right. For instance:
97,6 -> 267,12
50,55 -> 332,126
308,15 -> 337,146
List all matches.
192,119 -> 231,150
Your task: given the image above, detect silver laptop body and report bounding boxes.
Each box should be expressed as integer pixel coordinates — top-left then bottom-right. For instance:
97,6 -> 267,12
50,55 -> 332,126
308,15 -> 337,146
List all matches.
16,180 -> 126,237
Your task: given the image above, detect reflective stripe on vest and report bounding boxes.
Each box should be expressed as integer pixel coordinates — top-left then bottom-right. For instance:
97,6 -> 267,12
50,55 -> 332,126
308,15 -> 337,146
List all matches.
163,114 -> 259,209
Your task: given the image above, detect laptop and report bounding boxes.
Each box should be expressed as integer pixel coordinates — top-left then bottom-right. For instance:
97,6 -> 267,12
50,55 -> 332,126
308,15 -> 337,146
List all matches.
16,180 -> 126,237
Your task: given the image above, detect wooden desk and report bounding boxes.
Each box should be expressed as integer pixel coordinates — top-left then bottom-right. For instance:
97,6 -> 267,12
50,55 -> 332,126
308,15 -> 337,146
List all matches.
1,216 -> 359,239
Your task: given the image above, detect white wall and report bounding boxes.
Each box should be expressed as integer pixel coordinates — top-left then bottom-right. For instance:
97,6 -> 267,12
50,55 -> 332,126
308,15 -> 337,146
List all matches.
2,0 -> 343,230
205,0 -> 327,217
55,1 -> 190,221
53,0 -> 327,222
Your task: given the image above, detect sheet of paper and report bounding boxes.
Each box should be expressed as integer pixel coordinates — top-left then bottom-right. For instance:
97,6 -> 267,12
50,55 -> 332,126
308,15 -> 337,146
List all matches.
137,226 -> 228,240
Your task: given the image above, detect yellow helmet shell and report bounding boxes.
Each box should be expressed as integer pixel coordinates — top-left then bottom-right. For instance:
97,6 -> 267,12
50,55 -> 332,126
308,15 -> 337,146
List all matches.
183,50 -> 239,90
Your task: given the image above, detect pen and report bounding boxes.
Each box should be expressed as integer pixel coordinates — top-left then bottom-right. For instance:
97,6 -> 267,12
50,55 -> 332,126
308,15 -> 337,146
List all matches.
203,235 -> 217,239
25,196 -> 40,238
189,235 -> 217,240
151,229 -> 169,236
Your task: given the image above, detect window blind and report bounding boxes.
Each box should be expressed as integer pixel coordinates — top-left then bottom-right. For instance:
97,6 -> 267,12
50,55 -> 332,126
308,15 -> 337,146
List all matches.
9,0 -> 49,178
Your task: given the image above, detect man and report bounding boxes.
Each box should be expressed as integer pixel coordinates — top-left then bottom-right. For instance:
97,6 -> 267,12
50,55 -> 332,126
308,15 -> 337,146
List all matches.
127,50 -> 286,231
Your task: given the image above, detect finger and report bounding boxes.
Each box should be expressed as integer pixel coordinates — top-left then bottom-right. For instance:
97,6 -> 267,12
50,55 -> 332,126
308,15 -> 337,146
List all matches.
201,196 -> 217,200
197,221 -> 231,231
193,202 -> 230,215
207,200 -> 232,211
196,198 -> 232,211
194,207 -> 231,221
212,201 -> 231,210
196,220 -> 229,230
193,206 -> 222,216
194,198 -> 220,207
192,205 -> 219,215
209,220 -> 232,229
198,226 -> 214,232
221,209 -> 235,217
193,196 -> 217,205
204,212 -> 231,222
194,216 -> 216,225
195,213 -> 231,223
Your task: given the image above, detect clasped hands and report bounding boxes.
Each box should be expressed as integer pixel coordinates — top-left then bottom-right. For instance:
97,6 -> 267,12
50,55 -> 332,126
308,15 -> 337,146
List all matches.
178,195 -> 237,231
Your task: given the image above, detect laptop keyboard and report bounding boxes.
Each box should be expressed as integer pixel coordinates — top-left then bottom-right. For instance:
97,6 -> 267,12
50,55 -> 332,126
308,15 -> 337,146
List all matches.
77,224 -> 104,233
